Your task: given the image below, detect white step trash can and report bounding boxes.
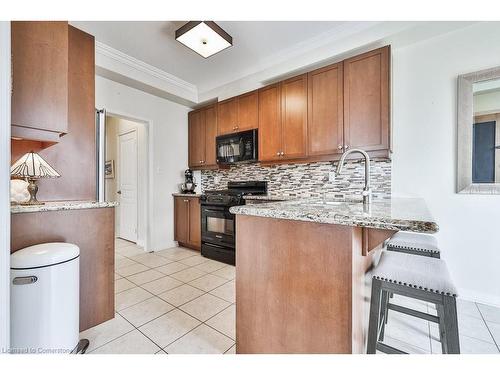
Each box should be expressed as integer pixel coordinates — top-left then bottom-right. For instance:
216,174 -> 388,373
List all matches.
10,243 -> 80,354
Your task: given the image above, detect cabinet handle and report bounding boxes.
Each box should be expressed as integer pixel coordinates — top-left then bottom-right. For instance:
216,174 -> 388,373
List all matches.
345,145 -> 350,150
337,145 -> 343,150
280,151 -> 284,156
183,199 -> 189,202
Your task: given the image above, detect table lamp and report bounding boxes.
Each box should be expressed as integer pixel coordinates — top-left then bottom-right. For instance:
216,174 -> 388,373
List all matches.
10,151 -> 60,205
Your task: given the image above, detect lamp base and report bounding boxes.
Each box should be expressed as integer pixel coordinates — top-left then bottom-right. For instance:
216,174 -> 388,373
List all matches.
20,178 -> 45,206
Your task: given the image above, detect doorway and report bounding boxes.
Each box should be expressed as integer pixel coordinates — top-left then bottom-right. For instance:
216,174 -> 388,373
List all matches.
105,114 -> 148,248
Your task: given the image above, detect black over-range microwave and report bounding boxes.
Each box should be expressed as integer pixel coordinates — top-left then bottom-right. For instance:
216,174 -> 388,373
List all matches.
216,129 -> 258,165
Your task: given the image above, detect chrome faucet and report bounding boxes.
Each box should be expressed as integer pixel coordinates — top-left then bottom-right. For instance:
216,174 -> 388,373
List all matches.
336,148 -> 372,206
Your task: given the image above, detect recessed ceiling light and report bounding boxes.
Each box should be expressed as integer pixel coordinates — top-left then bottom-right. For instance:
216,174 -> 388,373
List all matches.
175,21 -> 232,58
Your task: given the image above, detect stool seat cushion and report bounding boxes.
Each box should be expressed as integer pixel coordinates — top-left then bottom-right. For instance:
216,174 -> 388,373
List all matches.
373,251 -> 457,296
387,232 -> 440,254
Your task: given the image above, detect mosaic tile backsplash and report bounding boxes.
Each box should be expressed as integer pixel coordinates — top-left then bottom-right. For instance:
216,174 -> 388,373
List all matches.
201,159 -> 392,198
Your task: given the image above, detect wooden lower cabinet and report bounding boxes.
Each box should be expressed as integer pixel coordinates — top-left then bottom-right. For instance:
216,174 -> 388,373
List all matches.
174,196 -> 201,250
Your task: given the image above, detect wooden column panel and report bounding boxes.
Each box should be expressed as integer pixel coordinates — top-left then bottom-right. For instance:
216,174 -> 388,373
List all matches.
11,25 -> 96,201
236,215 -> 353,353
11,208 -> 115,332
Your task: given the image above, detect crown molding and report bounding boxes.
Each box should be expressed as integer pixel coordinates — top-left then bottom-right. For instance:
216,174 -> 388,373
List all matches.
95,41 -> 198,103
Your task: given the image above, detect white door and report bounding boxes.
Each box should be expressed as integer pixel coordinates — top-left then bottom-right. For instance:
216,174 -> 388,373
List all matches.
118,130 -> 138,242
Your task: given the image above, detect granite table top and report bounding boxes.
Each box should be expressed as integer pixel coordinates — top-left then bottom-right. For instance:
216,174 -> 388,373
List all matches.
11,201 -> 119,214
230,197 -> 438,233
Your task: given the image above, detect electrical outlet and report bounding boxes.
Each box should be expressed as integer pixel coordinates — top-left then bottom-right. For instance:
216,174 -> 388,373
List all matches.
328,172 -> 336,182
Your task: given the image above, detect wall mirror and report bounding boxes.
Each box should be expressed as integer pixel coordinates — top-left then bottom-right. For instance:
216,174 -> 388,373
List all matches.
457,66 -> 500,194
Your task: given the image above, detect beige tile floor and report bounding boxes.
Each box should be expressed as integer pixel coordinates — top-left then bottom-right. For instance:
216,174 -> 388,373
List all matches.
81,238 -> 500,354
80,238 -> 235,354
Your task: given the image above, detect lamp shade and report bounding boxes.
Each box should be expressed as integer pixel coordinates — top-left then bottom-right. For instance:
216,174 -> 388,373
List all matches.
11,151 -> 60,179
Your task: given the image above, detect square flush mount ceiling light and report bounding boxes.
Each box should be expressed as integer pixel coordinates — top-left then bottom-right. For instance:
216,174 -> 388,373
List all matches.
175,21 -> 232,58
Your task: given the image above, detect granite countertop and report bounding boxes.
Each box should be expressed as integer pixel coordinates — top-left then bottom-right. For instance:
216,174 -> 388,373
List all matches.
11,201 -> 119,214
230,197 -> 438,233
172,193 -> 202,198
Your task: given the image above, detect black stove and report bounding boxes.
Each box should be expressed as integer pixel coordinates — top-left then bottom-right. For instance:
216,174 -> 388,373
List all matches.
200,181 -> 267,265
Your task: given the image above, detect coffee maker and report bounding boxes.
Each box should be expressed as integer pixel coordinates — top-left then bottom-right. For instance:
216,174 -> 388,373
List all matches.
180,169 -> 197,194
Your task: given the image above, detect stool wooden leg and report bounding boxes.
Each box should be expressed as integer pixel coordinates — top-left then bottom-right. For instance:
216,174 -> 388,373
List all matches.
379,290 -> 389,341
436,296 -> 460,354
443,296 -> 460,354
367,279 -> 382,354
436,304 -> 448,354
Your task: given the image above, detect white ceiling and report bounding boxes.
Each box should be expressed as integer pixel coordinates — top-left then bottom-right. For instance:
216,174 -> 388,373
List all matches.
70,21 -> 355,93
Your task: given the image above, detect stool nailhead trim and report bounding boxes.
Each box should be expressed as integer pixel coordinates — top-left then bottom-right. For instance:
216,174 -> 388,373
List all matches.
373,276 -> 457,297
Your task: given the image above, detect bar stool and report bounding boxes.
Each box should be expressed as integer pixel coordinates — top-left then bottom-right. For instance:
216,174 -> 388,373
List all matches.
382,232 -> 441,331
367,251 -> 460,354
386,232 -> 440,258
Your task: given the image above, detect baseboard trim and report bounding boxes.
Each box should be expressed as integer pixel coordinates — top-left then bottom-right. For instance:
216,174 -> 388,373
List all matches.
459,288 -> 500,308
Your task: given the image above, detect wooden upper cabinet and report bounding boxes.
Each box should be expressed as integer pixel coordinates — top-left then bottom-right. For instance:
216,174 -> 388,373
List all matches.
188,110 -> 205,168
204,105 -> 218,167
217,98 -> 238,135
218,91 -> 258,135
188,104 -> 218,170
237,91 -> 258,131
281,74 -> 308,160
11,21 -> 69,138
343,46 -> 390,152
308,63 -> 344,157
258,83 -> 282,162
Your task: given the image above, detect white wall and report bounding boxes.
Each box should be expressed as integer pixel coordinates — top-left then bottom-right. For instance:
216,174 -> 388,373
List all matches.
96,76 -> 190,252
392,22 -> 500,306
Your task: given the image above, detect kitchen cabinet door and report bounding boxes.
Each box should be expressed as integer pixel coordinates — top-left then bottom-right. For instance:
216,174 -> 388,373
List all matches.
174,197 -> 189,244
281,74 -> 308,160
217,98 -> 238,135
204,105 -> 218,167
343,46 -> 390,152
11,21 -> 69,136
258,83 -> 282,162
237,91 -> 259,131
188,110 -> 205,168
188,198 -> 201,249
308,63 -> 344,156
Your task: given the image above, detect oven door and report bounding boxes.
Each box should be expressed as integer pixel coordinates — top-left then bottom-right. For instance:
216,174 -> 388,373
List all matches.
201,205 -> 235,248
